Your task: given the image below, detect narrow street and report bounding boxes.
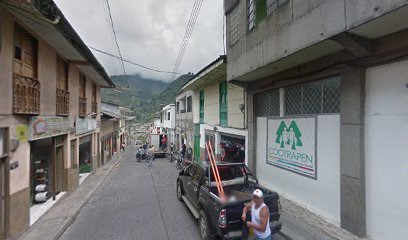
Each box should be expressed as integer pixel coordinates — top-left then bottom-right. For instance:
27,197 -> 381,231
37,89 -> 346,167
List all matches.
59,147 -> 285,240
59,147 -> 199,240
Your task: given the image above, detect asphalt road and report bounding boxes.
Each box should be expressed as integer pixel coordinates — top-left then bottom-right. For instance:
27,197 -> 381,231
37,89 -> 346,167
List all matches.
60,147 -> 285,240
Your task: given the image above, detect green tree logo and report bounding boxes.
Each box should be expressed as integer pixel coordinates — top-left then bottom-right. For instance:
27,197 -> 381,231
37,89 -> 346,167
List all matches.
275,121 -> 303,150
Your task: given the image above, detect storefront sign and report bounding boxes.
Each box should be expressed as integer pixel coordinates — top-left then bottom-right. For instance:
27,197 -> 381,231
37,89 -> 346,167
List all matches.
267,118 -> 317,179
29,116 -> 71,140
76,118 -> 97,135
15,125 -> 28,143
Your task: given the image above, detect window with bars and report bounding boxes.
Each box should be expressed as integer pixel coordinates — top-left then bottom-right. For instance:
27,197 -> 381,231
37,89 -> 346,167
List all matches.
248,0 -> 256,30
13,25 -> 40,115
229,4 -> 240,45
267,0 -> 288,16
285,76 -> 341,115
220,81 -> 228,126
256,89 -> 280,117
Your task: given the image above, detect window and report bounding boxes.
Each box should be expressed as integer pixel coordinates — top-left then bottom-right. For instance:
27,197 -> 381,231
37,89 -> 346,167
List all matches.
56,56 -> 68,91
187,96 -> 192,112
285,76 -> 341,115
267,0 -> 289,16
220,81 -> 228,126
13,25 -> 40,114
176,102 -> 180,113
199,90 -> 204,123
256,89 -> 280,117
256,0 -> 267,24
79,73 -> 87,117
167,112 -> 170,120
229,5 -> 240,45
92,84 -> 97,116
180,97 -> 187,113
248,0 -> 256,30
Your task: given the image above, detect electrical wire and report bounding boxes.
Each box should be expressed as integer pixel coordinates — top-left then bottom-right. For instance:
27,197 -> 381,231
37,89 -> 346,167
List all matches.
88,46 -> 182,75
172,0 -> 204,79
105,0 -> 128,87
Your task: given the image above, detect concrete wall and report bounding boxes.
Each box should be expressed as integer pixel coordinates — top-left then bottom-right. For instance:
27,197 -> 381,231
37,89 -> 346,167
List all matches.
256,115 -> 341,224
365,60 -> 408,240
204,84 -> 220,125
227,83 -> 245,129
226,0 -> 408,80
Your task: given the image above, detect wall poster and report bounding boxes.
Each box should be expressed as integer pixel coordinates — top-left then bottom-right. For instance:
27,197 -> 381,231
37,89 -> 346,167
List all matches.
267,117 -> 317,179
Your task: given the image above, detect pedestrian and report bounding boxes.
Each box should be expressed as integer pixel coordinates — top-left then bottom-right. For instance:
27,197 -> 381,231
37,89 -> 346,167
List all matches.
143,141 -> 148,150
121,143 -> 125,152
241,189 -> 272,240
147,145 -> 155,167
162,135 -> 167,151
181,143 -> 186,158
170,142 -> 174,153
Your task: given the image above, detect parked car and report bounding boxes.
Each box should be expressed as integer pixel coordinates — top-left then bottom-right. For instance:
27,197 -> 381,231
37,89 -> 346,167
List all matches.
176,162 -> 282,240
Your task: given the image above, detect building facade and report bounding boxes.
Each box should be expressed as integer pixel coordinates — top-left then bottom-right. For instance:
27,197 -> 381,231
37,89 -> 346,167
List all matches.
182,56 -> 248,164
224,0 -> 408,239
175,90 -> 194,151
0,2 -> 114,239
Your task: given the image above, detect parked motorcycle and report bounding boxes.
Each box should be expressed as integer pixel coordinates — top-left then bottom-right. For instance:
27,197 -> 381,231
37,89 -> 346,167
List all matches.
136,148 -> 147,162
174,151 -> 191,170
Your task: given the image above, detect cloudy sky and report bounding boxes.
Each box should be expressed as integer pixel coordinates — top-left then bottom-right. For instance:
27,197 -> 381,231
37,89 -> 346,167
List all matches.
54,0 -> 225,82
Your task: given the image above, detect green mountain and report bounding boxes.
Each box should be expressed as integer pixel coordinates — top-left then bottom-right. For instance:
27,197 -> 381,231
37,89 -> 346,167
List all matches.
149,73 -> 195,113
101,73 -> 194,123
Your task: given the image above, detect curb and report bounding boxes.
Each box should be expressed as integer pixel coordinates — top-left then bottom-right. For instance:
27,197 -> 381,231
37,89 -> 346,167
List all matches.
53,154 -> 124,240
278,231 -> 293,240
54,153 -> 125,240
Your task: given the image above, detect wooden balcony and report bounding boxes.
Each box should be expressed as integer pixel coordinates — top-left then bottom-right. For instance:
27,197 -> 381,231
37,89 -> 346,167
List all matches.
91,102 -> 98,118
79,97 -> 87,118
13,73 -> 40,115
56,89 -> 70,116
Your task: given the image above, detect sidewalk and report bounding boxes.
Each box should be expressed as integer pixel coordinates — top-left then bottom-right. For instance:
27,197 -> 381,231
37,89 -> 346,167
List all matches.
279,196 -> 364,240
18,152 -> 125,240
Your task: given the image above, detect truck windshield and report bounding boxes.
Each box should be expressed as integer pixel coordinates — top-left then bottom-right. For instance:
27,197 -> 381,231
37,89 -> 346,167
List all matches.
206,165 -> 245,181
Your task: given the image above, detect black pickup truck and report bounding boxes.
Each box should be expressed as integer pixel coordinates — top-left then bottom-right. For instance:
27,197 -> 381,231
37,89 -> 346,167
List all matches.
176,161 -> 282,240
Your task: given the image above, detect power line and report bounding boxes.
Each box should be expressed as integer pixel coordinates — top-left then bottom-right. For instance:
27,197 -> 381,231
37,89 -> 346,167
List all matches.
105,0 -> 128,81
88,46 -> 182,75
172,0 -> 204,79
173,0 -> 203,74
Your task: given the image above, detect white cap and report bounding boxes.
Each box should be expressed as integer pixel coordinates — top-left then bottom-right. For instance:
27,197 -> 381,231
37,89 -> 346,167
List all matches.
253,189 -> 263,198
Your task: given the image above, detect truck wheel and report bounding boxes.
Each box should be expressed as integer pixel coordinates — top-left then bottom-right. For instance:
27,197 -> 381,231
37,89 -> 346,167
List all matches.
199,210 -> 214,240
176,181 -> 183,201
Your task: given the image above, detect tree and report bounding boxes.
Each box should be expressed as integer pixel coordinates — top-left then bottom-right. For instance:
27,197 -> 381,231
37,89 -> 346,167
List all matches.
275,121 -> 287,147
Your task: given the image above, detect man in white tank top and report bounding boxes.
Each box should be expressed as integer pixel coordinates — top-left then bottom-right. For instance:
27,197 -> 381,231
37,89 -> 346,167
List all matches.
241,189 -> 272,240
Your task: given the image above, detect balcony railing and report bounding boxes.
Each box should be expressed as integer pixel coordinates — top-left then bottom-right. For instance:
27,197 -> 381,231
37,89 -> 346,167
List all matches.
91,102 -> 97,117
79,97 -> 87,118
56,89 -> 70,116
13,73 -> 40,115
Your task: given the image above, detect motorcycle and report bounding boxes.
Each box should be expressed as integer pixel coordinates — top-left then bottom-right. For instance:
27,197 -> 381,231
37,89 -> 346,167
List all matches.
136,148 -> 147,162
174,152 -> 191,170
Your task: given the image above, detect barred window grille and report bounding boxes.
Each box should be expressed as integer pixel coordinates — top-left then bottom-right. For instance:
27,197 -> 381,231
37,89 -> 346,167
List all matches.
229,5 -> 240,45
248,0 -> 256,30
256,89 -> 280,117
285,76 -> 341,115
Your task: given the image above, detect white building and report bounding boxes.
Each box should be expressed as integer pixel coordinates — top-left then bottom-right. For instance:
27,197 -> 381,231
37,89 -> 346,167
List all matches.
182,56 -> 248,163
161,104 -> 176,147
224,0 -> 408,239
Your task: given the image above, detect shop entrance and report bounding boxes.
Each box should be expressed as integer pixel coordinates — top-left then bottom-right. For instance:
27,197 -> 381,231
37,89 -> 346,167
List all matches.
220,135 -> 245,163
30,136 -> 65,205
79,135 -> 92,174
